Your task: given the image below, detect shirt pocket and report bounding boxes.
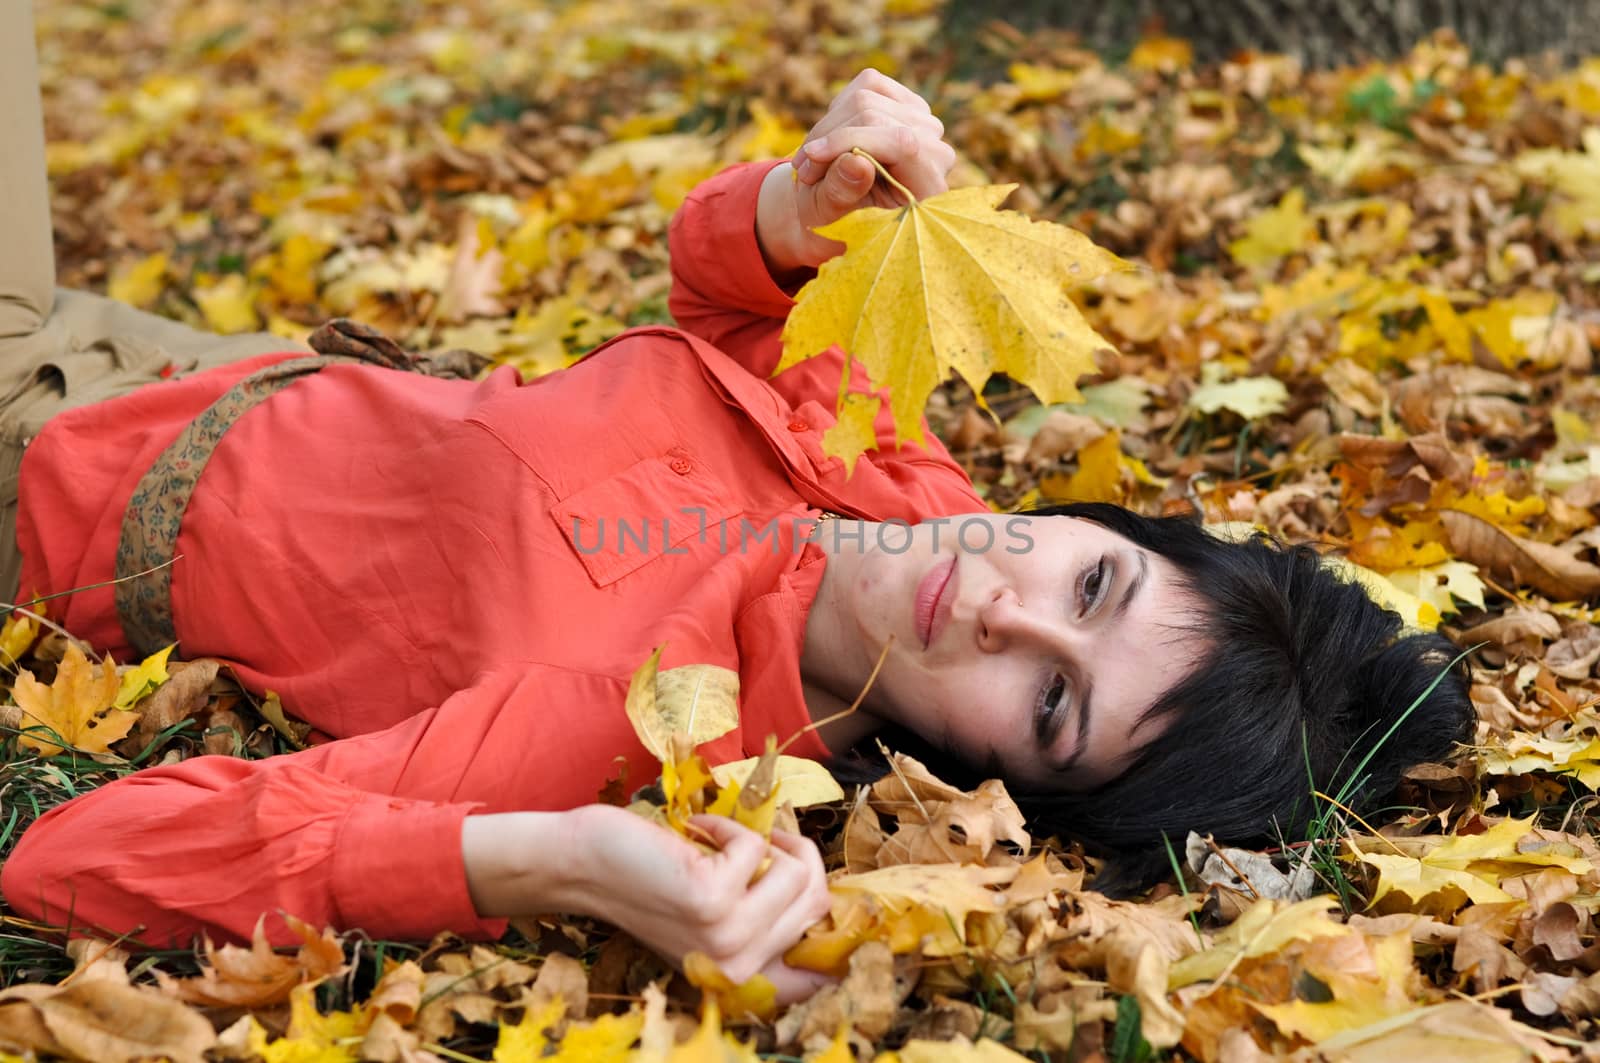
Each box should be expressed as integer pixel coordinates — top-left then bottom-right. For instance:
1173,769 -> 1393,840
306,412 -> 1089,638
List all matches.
552,445 -> 740,588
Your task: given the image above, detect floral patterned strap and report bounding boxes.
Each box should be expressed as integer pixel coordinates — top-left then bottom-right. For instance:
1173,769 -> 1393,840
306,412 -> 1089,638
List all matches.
113,327 -> 477,657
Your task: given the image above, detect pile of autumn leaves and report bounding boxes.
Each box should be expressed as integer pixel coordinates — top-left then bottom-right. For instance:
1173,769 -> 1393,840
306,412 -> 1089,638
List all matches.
7,633 -> 1600,1062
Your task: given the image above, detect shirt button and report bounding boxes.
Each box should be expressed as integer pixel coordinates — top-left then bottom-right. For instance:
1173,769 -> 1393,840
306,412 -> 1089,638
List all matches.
669,457 -> 692,475
787,419 -> 808,432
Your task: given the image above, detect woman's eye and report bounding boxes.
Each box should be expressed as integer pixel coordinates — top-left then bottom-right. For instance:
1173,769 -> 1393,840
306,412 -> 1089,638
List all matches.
1044,674 -> 1067,711
1036,673 -> 1071,744
1080,557 -> 1109,615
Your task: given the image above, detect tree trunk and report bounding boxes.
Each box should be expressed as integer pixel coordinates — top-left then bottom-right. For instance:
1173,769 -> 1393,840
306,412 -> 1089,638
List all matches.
946,0 -> 1599,67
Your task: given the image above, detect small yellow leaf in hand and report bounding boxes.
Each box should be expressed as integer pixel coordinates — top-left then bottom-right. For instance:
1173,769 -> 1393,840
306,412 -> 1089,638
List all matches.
10,642 -> 134,756
115,642 -> 175,709
683,952 -> 778,1022
624,645 -> 740,760
712,754 -> 846,807
780,174 -> 1127,453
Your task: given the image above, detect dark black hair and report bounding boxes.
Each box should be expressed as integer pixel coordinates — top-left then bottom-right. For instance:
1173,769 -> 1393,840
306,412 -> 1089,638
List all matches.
834,502 -> 1476,896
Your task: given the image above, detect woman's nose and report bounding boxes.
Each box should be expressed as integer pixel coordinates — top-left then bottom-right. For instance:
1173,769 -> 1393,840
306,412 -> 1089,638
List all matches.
976,586 -> 1048,653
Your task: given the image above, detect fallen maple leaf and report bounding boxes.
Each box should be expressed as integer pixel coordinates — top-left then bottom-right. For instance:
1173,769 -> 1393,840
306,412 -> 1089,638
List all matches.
156,914 -> 345,1008
9,642 -> 136,756
1358,816 -> 1594,916
779,157 -> 1128,453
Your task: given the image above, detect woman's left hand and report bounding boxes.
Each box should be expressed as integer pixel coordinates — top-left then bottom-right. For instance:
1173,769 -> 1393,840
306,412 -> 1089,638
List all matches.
755,68 -> 956,279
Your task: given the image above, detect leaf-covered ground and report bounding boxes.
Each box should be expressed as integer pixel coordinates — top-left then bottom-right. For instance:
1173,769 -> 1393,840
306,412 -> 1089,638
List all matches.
5,0 -> 1600,1060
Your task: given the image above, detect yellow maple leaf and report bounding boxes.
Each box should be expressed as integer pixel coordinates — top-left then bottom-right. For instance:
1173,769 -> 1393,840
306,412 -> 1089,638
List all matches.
1358,815 -> 1592,916
1229,187 -> 1315,267
821,392 -> 881,477
249,982 -> 366,1063
1384,560 -> 1486,618
494,997 -> 566,1062
10,642 -> 135,756
779,169 -> 1127,453
542,1010 -> 643,1062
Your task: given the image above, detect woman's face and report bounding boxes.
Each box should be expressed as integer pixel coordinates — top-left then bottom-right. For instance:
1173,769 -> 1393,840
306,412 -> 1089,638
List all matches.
807,513 -> 1207,791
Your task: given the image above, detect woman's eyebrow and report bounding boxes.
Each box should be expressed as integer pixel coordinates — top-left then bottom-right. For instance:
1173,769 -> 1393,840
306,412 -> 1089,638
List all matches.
1111,550 -> 1149,623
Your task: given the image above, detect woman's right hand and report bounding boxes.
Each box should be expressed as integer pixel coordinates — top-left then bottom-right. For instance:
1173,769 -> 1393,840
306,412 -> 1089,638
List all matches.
461,804 -> 833,1002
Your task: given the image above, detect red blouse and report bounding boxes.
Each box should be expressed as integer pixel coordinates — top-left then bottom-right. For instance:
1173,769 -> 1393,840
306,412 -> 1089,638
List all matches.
0,161 -> 986,947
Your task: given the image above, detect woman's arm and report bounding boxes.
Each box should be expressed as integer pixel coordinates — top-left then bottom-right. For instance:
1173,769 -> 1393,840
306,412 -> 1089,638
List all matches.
667,69 -> 955,394
462,808 -> 830,1000
0,662 -> 830,999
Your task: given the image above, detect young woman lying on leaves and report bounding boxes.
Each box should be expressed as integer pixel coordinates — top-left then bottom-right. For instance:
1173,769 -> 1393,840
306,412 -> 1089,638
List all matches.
0,7 -> 1471,1002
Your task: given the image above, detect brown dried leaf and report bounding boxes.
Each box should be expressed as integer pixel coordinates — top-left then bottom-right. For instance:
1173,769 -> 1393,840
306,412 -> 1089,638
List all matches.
135,657 -> 222,740
1441,510 -> 1600,601
31,981 -> 215,1063
158,914 -> 345,1008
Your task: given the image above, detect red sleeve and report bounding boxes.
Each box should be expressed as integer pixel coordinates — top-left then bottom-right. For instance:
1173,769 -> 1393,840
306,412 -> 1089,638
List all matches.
668,162 -> 980,486
0,664 -> 652,948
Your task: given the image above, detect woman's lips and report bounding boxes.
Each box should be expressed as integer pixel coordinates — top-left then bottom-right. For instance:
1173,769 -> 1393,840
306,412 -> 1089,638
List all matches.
914,555 -> 957,650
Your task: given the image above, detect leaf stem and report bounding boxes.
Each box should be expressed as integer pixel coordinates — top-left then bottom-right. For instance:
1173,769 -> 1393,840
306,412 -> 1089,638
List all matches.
849,148 -> 917,207
776,634 -> 892,756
